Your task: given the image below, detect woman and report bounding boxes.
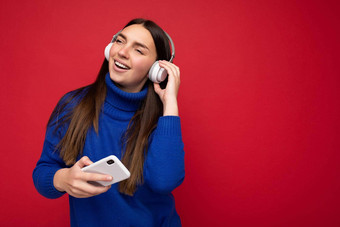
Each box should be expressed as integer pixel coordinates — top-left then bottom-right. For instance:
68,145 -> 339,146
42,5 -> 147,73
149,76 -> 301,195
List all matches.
33,18 -> 185,227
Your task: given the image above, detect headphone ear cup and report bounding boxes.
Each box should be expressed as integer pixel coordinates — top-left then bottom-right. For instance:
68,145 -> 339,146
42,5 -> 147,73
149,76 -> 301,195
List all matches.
148,61 -> 167,83
104,43 -> 113,61
148,62 -> 159,83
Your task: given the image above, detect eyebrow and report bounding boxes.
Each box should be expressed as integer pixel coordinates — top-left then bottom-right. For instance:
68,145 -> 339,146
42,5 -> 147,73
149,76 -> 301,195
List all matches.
118,33 -> 150,51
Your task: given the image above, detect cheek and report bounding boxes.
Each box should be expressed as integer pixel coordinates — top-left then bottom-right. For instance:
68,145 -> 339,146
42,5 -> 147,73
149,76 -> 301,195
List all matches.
134,58 -> 155,75
109,45 -> 117,56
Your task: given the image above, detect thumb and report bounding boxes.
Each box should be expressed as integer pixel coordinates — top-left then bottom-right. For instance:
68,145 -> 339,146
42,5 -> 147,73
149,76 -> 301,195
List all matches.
76,156 -> 93,168
153,83 -> 162,96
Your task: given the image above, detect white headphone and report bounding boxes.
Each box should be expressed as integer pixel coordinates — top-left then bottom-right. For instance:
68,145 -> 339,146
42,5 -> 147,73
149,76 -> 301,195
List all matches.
104,29 -> 175,83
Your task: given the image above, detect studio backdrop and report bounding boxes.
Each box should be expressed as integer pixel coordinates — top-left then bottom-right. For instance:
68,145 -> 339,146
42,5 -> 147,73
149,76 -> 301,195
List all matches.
0,0 -> 339,226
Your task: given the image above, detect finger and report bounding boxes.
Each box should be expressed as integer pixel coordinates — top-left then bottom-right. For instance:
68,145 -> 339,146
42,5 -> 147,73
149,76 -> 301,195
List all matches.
159,61 -> 179,76
174,65 -> 180,78
159,63 -> 180,86
82,172 -> 113,182
153,82 -> 163,96
160,65 -> 179,89
69,184 -> 111,198
165,61 -> 180,77
76,156 -> 93,168
70,177 -> 111,195
159,66 -> 176,86
67,184 -> 92,198
80,183 -> 111,196
171,64 -> 180,80
159,61 -> 177,78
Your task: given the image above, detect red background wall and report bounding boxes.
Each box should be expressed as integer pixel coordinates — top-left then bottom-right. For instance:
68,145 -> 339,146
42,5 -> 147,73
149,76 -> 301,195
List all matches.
1,0 -> 339,226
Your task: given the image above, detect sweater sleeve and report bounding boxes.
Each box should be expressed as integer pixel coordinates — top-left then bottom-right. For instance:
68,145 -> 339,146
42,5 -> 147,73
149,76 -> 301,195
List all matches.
32,123 -> 67,199
32,92 -> 77,199
144,116 -> 185,194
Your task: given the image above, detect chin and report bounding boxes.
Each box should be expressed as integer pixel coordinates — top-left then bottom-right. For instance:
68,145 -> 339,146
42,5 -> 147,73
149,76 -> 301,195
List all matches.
109,71 -> 122,82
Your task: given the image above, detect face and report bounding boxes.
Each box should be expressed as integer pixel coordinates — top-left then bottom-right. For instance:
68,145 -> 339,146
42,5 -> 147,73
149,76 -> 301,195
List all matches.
108,24 -> 157,93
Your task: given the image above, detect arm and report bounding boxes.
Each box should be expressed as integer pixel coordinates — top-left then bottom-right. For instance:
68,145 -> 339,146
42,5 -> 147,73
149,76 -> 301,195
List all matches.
33,125 -> 113,199
32,126 -> 68,199
144,116 -> 185,194
153,60 -> 180,116
144,61 -> 185,194
53,156 -> 112,198
32,94 -> 112,199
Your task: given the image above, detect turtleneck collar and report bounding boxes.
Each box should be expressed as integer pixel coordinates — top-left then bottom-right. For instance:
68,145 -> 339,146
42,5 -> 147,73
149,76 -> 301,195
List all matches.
104,72 -> 148,112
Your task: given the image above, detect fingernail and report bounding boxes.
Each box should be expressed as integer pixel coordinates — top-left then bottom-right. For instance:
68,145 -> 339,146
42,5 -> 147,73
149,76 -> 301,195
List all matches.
107,176 -> 113,181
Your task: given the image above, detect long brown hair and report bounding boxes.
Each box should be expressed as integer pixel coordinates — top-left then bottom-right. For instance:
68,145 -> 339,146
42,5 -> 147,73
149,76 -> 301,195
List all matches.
48,18 -> 171,196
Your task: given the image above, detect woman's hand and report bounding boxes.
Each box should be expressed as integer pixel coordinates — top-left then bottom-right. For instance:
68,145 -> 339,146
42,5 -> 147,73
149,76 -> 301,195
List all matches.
153,60 -> 180,116
53,156 -> 112,198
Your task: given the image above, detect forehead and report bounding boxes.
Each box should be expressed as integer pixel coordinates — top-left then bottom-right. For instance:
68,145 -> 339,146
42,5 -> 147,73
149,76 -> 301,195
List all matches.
120,24 -> 155,48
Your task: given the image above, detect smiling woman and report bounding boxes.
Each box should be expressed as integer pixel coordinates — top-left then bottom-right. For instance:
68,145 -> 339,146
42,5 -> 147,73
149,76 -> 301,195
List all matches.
32,18 -> 184,227
109,24 -> 157,93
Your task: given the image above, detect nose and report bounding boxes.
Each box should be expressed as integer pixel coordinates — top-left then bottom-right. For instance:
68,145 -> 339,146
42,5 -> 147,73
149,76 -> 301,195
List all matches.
118,45 -> 129,59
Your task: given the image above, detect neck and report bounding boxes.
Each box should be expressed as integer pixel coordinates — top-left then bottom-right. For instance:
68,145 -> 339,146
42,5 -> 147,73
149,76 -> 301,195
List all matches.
104,72 -> 148,112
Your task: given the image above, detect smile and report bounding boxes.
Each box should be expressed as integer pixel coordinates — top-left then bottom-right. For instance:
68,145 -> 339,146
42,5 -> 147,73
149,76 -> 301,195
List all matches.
114,60 -> 130,70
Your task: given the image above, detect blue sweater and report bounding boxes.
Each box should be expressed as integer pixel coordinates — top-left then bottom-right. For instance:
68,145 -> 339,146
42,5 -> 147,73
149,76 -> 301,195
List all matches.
33,73 -> 185,227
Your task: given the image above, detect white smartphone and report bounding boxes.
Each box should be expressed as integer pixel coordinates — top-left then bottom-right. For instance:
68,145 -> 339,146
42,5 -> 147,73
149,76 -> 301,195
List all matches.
81,155 -> 130,186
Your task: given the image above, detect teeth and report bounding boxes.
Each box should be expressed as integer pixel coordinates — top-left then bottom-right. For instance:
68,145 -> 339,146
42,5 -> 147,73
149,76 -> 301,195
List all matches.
115,61 -> 129,69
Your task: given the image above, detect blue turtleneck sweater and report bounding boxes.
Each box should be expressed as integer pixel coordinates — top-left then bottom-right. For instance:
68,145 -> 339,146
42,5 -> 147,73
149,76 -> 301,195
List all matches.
33,73 -> 185,227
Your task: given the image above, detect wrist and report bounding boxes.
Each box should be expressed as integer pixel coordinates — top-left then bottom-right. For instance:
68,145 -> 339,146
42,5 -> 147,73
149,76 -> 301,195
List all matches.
53,168 -> 67,192
163,99 -> 179,116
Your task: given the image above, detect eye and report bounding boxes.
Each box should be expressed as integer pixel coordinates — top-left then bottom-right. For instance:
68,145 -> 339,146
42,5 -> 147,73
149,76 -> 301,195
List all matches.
115,38 -> 123,44
136,49 -> 144,55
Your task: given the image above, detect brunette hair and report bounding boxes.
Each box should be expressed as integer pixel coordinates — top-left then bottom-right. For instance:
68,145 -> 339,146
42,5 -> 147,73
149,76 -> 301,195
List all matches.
48,18 -> 171,195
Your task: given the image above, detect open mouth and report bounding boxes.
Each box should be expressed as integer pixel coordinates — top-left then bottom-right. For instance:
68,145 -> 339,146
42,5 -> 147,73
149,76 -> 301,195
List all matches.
114,60 -> 130,70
